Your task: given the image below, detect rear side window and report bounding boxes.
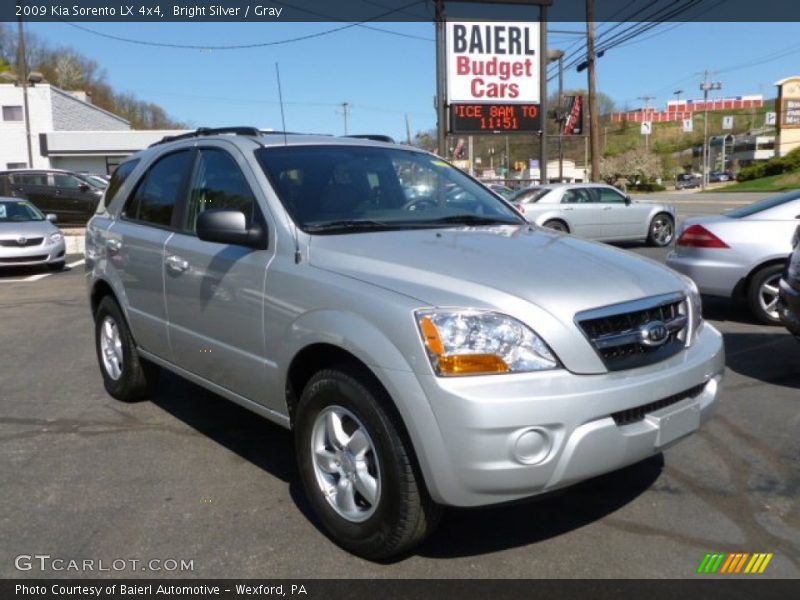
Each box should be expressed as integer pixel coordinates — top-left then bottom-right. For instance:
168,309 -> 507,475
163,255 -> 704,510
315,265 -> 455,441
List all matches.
185,149 -> 255,231
15,173 -> 48,186
124,151 -> 192,227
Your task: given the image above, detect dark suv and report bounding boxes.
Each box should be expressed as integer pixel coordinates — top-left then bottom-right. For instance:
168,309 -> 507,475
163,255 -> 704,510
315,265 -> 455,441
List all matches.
0,169 -> 105,224
778,225 -> 800,339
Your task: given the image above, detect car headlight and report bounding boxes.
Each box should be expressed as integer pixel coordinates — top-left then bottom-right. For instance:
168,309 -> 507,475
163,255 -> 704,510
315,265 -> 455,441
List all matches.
48,232 -> 63,244
415,309 -> 559,376
685,278 -> 704,345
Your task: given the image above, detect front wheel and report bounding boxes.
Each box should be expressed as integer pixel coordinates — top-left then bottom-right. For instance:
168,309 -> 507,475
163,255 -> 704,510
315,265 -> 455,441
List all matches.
747,264 -> 784,325
294,367 -> 441,560
543,219 -> 569,233
647,213 -> 675,247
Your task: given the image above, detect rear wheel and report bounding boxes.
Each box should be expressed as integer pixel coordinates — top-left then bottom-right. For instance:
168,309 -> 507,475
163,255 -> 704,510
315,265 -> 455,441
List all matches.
294,367 -> 441,560
543,219 -> 569,233
747,264 -> 784,325
94,296 -> 160,401
647,213 -> 675,247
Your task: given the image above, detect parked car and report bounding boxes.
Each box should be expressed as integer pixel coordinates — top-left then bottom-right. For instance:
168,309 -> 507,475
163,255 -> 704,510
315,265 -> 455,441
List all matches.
486,183 -> 514,198
86,127 -> 724,559
509,183 -> 675,247
0,198 -> 66,270
709,171 -> 734,183
0,169 -> 105,224
667,190 -> 800,324
778,225 -> 800,338
676,173 -> 702,189
82,174 -> 110,189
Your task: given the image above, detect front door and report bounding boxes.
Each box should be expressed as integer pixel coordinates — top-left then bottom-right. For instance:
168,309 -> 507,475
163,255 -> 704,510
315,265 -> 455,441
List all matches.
592,186 -> 650,239
163,146 -> 272,404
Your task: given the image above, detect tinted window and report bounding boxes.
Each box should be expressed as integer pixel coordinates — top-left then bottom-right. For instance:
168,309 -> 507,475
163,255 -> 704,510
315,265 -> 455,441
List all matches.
595,187 -> 626,203
124,152 -> 191,227
106,160 -> 139,208
255,146 -> 521,232
15,173 -> 48,186
2,106 -> 23,121
185,149 -> 255,231
53,174 -> 84,188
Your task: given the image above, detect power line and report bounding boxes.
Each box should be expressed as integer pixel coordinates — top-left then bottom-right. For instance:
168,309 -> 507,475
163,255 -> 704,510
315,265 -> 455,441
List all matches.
59,0 -> 429,50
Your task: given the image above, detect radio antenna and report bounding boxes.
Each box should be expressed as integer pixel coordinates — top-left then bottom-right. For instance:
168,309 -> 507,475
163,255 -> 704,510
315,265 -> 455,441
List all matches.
275,63 -> 288,146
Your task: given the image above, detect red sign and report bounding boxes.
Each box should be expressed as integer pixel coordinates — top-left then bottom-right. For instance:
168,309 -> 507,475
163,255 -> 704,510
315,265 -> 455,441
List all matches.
450,103 -> 541,133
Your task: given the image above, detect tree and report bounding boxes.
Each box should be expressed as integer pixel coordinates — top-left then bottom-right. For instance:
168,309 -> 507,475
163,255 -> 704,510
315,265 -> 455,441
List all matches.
54,54 -> 84,90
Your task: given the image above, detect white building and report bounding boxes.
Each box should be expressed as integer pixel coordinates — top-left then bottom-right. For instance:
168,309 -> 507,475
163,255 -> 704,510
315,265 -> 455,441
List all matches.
1,82 -> 187,174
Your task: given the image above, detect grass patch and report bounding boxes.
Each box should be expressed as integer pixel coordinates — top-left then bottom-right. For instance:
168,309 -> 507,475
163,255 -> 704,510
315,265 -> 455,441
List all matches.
705,171 -> 800,192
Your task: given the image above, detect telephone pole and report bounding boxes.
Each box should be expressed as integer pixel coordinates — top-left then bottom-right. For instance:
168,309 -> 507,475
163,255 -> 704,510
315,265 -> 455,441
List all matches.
638,95 -> 655,151
700,70 -> 722,190
586,0 -> 600,182
17,17 -> 33,168
340,102 -> 350,136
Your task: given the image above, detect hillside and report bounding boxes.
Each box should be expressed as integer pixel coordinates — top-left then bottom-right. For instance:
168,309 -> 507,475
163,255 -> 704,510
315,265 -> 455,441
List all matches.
0,23 -> 185,129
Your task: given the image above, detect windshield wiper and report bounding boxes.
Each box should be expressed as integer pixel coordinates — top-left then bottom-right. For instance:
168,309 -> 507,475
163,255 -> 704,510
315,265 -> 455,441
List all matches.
304,219 -> 400,233
423,214 -> 521,226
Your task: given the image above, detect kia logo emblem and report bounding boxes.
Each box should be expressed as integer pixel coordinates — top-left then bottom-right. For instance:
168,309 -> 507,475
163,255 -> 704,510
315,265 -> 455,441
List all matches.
640,321 -> 669,347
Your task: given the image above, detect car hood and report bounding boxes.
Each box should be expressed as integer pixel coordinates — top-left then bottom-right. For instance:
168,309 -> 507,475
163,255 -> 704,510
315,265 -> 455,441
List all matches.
308,225 -> 687,323
0,220 -> 58,237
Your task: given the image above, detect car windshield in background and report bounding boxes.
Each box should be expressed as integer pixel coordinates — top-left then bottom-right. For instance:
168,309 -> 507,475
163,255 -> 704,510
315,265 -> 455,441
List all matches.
255,146 -> 523,233
727,190 -> 800,219
509,187 -> 549,204
0,200 -> 44,222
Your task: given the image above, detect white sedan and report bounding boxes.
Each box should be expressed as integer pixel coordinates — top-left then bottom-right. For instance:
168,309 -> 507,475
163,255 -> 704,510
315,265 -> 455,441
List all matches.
509,183 -> 676,247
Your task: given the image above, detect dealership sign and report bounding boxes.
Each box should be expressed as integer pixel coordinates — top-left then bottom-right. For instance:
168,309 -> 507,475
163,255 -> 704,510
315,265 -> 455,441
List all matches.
446,22 -> 540,103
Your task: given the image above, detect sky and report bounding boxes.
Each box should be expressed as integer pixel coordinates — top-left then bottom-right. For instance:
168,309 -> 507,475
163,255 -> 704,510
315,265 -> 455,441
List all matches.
21,19 -> 800,140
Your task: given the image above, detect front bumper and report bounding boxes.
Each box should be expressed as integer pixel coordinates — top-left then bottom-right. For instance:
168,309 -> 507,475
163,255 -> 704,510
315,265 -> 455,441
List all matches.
397,322 -> 725,507
666,251 -> 744,297
0,240 -> 66,267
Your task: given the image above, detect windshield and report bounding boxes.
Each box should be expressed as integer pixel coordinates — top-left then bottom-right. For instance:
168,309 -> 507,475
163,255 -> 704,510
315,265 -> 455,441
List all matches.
255,145 -> 523,233
86,175 -> 109,189
0,200 -> 45,222
727,190 -> 800,219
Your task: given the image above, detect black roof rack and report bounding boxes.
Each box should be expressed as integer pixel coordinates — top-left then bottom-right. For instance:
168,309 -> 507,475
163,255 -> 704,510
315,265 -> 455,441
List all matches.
342,134 -> 396,143
150,126 -> 262,147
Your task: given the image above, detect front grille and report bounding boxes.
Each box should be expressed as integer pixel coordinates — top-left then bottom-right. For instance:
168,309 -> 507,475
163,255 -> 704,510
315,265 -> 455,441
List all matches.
612,383 -> 706,426
0,237 -> 44,247
0,254 -> 48,263
577,293 -> 689,371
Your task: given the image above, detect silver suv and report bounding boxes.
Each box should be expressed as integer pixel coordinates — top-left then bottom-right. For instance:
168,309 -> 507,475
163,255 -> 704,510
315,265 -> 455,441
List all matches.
86,128 -> 725,559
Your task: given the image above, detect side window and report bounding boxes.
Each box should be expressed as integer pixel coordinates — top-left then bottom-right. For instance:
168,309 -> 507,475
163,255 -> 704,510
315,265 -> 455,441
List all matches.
18,173 -> 48,186
53,174 -> 83,189
562,189 -> 593,204
124,151 -> 192,227
185,149 -> 255,232
105,159 -> 139,208
596,187 -> 626,203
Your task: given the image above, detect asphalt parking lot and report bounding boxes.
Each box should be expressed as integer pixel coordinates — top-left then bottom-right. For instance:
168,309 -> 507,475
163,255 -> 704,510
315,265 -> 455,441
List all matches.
1,195 -> 798,579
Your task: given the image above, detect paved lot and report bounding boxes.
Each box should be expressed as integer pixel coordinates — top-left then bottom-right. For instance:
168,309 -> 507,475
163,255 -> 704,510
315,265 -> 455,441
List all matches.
1,196 -> 798,579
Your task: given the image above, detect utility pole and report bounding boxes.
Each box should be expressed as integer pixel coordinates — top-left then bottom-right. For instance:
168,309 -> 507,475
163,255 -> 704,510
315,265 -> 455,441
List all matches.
700,70 -> 722,190
17,17 -> 33,168
638,95 -> 655,152
340,102 -> 350,135
585,0 -> 600,182
405,114 -> 412,145
539,3 -> 548,184
673,89 -> 683,102
434,0 -> 447,157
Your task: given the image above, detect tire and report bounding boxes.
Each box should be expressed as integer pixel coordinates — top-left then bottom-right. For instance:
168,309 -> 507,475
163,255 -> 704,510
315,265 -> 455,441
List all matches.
647,213 -> 675,247
294,367 -> 441,560
543,219 -> 569,233
747,264 -> 784,325
94,296 -> 160,402
47,261 -> 65,271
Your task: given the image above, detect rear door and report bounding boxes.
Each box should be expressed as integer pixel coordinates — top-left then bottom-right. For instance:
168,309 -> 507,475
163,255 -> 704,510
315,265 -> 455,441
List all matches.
559,187 -> 603,238
12,173 -> 51,213
163,145 -> 272,403
108,150 -> 193,359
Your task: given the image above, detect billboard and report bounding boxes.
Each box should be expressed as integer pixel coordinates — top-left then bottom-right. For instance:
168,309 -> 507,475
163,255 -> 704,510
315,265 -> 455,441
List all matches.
446,21 -> 540,104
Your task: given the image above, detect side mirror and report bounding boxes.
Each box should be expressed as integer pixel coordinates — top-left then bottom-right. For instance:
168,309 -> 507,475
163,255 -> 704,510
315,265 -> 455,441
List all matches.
79,183 -> 90,192
46,213 -> 57,223
196,209 -> 266,249
624,195 -> 632,205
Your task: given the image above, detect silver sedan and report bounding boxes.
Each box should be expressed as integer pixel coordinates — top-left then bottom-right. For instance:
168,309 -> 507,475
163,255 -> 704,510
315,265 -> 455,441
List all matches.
667,191 -> 800,324
509,183 -> 676,246
0,198 -> 66,270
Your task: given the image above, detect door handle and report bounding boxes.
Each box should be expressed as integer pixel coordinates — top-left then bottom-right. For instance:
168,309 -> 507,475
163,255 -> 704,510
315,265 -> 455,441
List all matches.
106,239 -> 122,252
166,254 -> 189,273
562,207 -> 574,211
602,206 -> 613,210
